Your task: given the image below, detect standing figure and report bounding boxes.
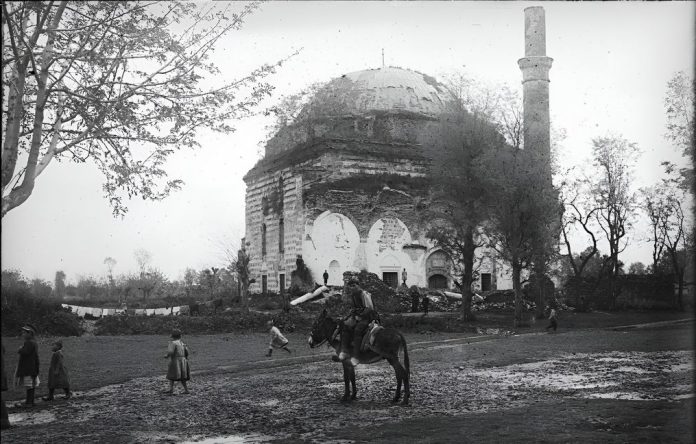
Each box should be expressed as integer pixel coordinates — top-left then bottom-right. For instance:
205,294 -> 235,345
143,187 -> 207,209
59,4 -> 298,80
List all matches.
265,320 -> 292,357
340,278 -> 378,366
323,270 -> 329,286
42,340 -> 72,401
545,307 -> 558,333
15,325 -> 40,407
401,268 -> 408,286
1,345 -> 10,429
421,295 -> 430,315
165,330 -> 190,394
410,286 -> 420,313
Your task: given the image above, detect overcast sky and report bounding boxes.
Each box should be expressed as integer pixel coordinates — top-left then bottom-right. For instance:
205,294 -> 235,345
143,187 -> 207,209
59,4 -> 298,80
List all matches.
2,1 -> 694,284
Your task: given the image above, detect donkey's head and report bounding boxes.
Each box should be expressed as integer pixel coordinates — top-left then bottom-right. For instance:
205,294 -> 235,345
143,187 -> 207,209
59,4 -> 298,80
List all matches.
308,308 -> 337,348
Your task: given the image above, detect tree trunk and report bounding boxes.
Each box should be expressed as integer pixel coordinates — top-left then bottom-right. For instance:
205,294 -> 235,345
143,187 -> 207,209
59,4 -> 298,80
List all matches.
533,262 -> 547,320
459,226 -> 476,321
676,271 -> 684,311
512,262 -> 522,328
241,283 -> 249,312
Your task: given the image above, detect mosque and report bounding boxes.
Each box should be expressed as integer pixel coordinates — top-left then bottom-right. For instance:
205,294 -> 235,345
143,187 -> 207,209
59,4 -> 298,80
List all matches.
242,7 -> 552,295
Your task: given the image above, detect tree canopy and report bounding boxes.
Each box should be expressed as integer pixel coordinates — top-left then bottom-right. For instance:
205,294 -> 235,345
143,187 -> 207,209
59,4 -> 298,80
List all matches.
2,1 -> 286,217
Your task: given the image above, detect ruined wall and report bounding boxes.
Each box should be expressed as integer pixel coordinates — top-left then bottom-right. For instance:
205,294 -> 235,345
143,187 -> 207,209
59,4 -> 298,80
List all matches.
264,112 -> 440,159
244,168 -> 306,294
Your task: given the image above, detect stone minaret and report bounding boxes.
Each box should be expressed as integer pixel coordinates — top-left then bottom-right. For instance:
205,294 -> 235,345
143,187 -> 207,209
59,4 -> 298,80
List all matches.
518,6 -> 553,166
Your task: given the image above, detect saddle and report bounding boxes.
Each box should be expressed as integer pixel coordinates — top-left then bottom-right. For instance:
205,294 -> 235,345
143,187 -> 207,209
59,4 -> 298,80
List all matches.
360,320 -> 384,352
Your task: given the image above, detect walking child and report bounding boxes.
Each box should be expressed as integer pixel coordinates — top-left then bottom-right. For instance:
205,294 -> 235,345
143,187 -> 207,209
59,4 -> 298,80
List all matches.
14,325 -> 40,407
42,340 -> 71,401
265,320 -> 291,357
165,330 -> 190,394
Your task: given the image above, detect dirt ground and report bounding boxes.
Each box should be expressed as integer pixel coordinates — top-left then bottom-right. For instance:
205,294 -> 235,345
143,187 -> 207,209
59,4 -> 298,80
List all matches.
1,313 -> 693,443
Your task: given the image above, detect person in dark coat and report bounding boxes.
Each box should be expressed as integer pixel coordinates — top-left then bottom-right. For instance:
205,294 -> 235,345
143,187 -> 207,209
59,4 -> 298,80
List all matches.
42,340 -> 71,401
410,286 -> 420,313
323,270 -> 329,286
15,325 -> 40,407
422,295 -> 430,315
1,344 -> 10,429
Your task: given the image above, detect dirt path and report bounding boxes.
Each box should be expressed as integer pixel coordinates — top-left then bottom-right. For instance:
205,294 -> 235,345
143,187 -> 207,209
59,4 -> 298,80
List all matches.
1,322 -> 693,443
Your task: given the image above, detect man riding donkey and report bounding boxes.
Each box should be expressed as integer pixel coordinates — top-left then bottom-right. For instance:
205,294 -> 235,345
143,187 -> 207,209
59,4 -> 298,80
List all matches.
336,277 -> 380,367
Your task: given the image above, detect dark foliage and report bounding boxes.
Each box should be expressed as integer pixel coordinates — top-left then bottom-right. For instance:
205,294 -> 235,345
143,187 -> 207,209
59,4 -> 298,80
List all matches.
1,271 -> 83,336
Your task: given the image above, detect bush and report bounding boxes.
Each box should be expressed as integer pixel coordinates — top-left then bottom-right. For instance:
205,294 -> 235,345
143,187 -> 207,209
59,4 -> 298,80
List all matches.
1,295 -> 83,337
94,311 -> 317,335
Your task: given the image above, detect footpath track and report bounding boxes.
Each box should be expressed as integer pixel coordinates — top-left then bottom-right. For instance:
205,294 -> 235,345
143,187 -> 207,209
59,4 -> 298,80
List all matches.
192,317 -> 694,378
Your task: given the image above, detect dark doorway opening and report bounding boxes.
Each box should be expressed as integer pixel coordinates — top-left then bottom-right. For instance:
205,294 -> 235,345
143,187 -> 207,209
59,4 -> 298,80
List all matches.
382,272 -> 398,289
481,273 -> 492,291
428,274 -> 447,289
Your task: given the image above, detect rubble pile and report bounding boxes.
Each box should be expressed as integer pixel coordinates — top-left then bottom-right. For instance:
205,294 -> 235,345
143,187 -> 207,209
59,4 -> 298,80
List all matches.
342,270 -> 410,312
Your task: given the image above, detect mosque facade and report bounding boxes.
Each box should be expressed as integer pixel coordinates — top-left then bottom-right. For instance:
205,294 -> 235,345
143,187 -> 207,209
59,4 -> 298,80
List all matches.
243,7 -> 552,295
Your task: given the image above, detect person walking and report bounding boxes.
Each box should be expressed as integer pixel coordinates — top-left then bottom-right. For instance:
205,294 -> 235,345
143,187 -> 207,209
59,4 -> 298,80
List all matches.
14,325 -> 40,408
42,340 -> 72,401
545,307 -> 558,333
1,344 -> 10,429
265,320 -> 292,357
165,330 -> 190,394
323,270 -> 329,286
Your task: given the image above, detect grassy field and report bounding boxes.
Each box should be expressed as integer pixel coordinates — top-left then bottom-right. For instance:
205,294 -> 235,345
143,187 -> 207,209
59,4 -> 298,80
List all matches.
1,309 -> 691,402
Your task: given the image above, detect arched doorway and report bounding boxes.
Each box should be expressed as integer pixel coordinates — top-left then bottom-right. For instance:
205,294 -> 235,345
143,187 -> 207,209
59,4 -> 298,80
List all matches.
428,274 -> 448,289
328,260 -> 341,286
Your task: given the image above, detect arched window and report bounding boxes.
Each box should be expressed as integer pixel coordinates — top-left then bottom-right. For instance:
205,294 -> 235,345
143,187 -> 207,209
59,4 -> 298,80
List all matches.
261,223 -> 267,257
279,218 -> 285,253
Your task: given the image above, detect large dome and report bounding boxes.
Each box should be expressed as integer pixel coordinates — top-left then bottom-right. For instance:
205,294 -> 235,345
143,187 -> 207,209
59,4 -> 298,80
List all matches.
303,67 -> 450,118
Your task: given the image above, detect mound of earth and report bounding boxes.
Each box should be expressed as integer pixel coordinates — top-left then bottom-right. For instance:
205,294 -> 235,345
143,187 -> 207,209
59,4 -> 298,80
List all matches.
343,270 -> 409,312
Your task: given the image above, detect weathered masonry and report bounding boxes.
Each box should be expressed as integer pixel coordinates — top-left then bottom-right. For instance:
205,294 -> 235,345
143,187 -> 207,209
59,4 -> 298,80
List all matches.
243,68 -> 512,294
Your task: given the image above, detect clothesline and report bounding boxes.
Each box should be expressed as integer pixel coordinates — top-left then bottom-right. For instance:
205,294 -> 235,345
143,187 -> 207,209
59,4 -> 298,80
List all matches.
61,304 -> 185,318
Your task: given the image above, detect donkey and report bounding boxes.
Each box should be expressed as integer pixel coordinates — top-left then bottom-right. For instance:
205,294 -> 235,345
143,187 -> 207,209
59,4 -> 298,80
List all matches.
308,308 -> 410,405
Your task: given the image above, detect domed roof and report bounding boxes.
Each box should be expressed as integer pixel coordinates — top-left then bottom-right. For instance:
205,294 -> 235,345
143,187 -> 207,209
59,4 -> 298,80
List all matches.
303,67 -> 450,118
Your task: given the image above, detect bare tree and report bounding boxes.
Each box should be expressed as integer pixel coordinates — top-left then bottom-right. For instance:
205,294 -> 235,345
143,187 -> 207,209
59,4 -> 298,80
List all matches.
560,174 -> 602,280
133,248 -> 151,276
643,162 -> 692,309
2,1 -> 288,218
641,185 -> 668,274
664,71 -> 695,184
589,136 -> 639,308
232,244 -> 252,312
54,270 -> 66,300
103,256 -> 117,301
486,147 -> 558,327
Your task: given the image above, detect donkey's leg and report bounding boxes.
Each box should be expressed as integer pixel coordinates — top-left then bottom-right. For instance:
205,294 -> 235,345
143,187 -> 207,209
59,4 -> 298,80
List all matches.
350,365 -> 357,400
388,358 -> 404,403
401,360 -> 410,405
341,362 -> 351,402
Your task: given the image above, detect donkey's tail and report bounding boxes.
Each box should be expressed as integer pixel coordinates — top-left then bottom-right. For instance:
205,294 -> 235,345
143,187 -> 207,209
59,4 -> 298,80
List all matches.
401,333 -> 410,380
